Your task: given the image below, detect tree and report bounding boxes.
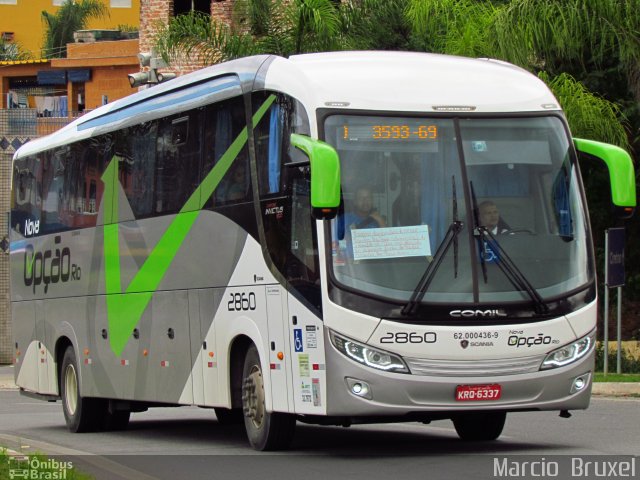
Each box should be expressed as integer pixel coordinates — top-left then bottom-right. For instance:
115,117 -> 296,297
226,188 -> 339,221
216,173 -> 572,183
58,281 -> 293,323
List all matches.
41,0 -> 109,59
0,38 -> 30,61
154,0 -> 348,65
406,0 -> 633,149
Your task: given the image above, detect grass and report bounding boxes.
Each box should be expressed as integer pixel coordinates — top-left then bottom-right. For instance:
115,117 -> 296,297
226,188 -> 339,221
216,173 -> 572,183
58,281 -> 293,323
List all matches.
0,448 -> 94,480
594,372 -> 640,382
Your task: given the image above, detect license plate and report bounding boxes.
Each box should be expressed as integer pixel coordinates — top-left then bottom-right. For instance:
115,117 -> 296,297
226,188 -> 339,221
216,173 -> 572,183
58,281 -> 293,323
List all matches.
455,384 -> 502,401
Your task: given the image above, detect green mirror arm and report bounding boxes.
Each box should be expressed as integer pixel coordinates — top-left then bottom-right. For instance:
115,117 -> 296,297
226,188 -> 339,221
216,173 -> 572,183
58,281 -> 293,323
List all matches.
574,138 -> 636,208
290,133 -> 341,209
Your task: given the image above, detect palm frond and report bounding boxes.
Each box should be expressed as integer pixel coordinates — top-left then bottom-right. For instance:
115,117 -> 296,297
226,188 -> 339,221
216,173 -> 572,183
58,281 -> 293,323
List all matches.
540,72 -> 629,149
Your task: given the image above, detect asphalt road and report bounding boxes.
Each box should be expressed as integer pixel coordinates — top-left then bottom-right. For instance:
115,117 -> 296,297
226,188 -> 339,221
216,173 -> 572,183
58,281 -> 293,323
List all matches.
0,386 -> 638,480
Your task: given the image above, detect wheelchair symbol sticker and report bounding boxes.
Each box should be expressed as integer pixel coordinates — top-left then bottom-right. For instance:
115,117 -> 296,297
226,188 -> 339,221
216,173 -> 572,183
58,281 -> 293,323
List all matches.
294,329 -> 304,352
480,241 -> 499,263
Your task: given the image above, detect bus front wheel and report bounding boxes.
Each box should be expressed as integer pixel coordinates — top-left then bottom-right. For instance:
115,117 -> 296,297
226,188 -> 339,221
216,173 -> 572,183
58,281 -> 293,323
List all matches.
60,346 -> 105,433
452,411 -> 506,441
241,345 -> 295,450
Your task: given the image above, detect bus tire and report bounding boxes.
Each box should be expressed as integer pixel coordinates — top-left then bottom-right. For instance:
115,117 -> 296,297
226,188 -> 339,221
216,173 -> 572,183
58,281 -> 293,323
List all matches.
214,407 -> 244,425
103,404 -> 131,431
241,345 -> 295,450
452,411 -> 506,441
60,346 -> 105,433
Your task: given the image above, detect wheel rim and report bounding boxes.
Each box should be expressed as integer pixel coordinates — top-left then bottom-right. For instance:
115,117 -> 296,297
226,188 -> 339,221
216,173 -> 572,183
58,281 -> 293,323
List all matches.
242,365 -> 265,429
64,364 -> 78,416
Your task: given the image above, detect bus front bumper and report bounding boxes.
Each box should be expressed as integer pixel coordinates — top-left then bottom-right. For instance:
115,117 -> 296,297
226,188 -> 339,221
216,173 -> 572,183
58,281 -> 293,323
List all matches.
324,336 -> 594,417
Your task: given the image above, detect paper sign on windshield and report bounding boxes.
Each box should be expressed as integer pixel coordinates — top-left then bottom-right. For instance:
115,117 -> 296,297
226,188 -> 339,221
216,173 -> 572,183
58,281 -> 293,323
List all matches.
351,225 -> 431,261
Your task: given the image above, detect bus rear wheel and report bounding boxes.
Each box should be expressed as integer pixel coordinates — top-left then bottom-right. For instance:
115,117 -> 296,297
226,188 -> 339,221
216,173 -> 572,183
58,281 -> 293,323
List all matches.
60,346 -> 105,432
452,411 -> 506,441
241,345 -> 295,450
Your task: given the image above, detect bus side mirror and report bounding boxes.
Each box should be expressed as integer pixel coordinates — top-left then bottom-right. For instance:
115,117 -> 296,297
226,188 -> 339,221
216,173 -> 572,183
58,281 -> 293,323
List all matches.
574,138 -> 636,219
290,134 -> 340,220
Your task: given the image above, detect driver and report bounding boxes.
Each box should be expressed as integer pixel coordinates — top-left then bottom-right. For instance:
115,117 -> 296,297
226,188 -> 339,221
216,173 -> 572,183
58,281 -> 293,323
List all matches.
478,200 -> 509,234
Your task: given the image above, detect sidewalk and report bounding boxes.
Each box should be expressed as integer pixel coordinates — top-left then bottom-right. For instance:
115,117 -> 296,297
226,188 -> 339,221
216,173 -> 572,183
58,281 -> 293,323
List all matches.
2,364 -> 637,396
0,365 -> 17,390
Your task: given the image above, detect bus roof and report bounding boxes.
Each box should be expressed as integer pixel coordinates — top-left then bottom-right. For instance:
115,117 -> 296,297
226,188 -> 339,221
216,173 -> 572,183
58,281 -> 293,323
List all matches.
15,51 -> 560,159
265,51 -> 560,117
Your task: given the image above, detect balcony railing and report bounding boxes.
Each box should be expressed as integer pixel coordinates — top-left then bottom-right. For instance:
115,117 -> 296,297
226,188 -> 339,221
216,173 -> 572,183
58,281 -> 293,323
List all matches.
0,109 -> 86,154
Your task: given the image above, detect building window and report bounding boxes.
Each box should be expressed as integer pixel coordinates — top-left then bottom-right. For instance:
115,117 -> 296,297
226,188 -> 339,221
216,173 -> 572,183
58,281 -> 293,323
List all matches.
111,0 -> 132,7
174,0 -> 210,17
52,0 -> 63,5
0,0 -> 18,5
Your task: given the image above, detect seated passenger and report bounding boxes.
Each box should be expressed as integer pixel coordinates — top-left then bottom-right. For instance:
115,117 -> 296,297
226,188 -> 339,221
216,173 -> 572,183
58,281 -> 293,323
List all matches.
343,187 -> 386,230
217,163 -> 248,203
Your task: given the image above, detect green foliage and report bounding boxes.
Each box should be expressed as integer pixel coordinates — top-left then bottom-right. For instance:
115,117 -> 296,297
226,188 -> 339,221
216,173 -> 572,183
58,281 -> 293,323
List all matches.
406,0 -> 496,57
154,11 -> 257,65
595,343 -> 640,373
539,72 -> 629,149
492,0 -> 640,76
0,38 -> 31,61
594,372 -> 640,382
115,24 -> 138,33
41,0 -> 109,59
341,0 -> 412,51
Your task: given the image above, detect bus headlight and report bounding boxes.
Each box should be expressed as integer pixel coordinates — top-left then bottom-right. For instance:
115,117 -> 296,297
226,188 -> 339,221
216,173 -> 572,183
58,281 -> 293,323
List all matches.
540,331 -> 595,370
329,331 -> 409,374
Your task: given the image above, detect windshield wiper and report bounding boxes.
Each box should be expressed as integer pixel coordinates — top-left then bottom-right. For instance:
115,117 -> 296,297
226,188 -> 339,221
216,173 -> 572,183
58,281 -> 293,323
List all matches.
401,221 -> 464,316
402,176 -> 463,316
469,182 -> 549,315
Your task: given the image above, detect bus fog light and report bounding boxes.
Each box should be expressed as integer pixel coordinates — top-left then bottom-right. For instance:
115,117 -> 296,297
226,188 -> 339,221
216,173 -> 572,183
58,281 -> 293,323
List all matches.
570,373 -> 591,394
346,378 -> 372,399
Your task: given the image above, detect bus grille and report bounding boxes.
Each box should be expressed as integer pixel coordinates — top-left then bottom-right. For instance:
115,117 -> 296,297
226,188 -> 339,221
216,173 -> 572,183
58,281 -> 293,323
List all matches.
405,355 -> 544,376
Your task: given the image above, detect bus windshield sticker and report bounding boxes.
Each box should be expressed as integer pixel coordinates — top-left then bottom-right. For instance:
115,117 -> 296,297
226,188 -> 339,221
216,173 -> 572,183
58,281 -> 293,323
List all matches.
351,225 -> 431,261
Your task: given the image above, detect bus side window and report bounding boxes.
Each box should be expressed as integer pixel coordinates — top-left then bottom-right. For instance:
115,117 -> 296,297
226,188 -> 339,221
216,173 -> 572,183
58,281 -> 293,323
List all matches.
59,139 -> 107,229
40,149 -> 66,233
155,110 -> 203,214
116,122 -> 157,219
11,155 -> 41,238
202,96 -> 248,209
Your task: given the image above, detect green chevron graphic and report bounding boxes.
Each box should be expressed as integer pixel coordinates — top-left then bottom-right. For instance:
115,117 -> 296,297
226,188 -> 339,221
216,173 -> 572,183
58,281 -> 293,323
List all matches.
102,95 -> 276,356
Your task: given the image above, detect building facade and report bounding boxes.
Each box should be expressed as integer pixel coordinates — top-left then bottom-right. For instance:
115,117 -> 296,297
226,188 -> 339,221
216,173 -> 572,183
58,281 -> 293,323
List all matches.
0,0 -> 140,59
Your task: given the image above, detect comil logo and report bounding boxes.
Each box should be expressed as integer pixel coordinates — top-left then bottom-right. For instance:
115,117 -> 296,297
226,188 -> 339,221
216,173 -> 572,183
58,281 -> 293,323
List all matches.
450,309 -> 507,318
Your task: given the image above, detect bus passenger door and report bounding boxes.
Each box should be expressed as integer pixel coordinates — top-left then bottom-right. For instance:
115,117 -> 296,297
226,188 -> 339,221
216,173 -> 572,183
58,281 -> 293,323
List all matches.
265,285 -> 292,413
287,294 -> 326,415
194,289 -> 223,407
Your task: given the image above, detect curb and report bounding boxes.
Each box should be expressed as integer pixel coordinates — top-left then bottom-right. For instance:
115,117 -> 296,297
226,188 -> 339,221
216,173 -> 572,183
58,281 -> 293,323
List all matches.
592,382 -> 640,396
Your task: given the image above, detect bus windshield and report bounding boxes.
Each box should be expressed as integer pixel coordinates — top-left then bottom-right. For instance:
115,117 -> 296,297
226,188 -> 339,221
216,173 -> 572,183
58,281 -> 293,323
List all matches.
325,115 -> 591,305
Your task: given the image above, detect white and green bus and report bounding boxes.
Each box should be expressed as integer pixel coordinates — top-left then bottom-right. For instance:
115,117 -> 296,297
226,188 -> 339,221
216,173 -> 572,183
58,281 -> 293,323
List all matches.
10,52 -> 636,450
